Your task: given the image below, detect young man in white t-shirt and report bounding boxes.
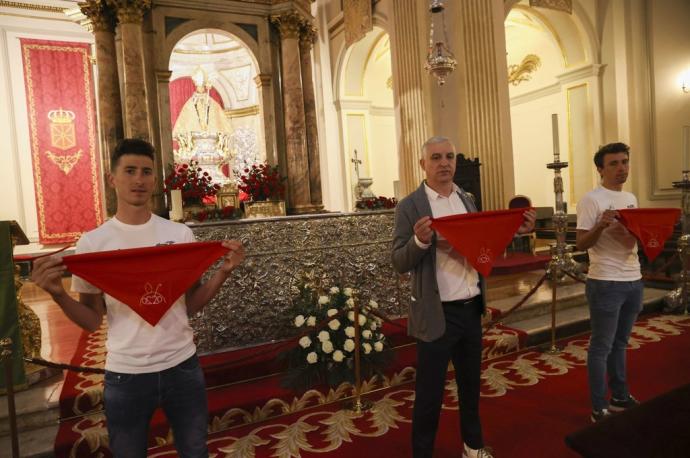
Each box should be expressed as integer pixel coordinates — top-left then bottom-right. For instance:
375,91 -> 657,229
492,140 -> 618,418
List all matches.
576,142 -> 642,423
31,139 -> 245,457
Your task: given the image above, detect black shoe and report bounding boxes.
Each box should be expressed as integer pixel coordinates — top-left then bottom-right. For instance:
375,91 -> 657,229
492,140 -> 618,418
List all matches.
609,395 -> 640,412
590,408 -> 612,423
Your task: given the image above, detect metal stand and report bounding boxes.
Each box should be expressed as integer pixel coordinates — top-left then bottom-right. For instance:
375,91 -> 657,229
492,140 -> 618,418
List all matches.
345,300 -> 372,413
664,171 -> 690,313
1,338 -> 19,458
543,114 -> 584,354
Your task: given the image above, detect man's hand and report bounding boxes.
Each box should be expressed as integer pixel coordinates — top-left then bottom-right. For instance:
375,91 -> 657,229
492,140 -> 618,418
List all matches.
220,240 -> 245,274
597,209 -> 618,229
414,216 -> 433,244
516,209 -> 537,234
31,256 -> 67,299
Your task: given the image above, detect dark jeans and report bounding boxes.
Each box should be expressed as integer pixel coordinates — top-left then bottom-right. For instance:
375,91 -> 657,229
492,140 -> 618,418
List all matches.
586,279 -> 644,411
412,297 -> 484,458
103,354 -> 209,458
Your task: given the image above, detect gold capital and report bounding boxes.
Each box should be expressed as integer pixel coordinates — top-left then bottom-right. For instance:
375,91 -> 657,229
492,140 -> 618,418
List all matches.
79,0 -> 116,32
106,0 -> 151,24
271,11 -> 306,40
299,23 -> 317,50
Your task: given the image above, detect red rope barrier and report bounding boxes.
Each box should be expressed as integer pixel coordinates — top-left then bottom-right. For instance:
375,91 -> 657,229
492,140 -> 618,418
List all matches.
483,273 -> 548,330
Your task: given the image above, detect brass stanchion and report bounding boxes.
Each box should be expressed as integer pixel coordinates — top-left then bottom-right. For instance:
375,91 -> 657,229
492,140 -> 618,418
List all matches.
665,171 -> 690,313
1,337 -> 20,458
346,300 -> 372,413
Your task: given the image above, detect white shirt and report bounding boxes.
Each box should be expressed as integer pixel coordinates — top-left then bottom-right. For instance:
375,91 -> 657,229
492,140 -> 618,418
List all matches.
415,182 -> 481,301
576,186 -> 641,281
71,214 -> 197,373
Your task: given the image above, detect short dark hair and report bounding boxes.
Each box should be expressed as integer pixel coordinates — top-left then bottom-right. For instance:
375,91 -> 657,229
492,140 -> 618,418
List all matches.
594,142 -> 630,169
110,138 -> 155,170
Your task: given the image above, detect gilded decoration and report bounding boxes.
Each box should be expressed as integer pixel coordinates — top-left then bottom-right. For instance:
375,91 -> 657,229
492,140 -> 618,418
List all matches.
0,1 -> 65,13
78,0 -> 116,33
105,0 -> 150,24
528,0 -> 572,14
344,0 -> 373,47
508,54 -> 541,86
270,11 -> 306,40
298,24 -> 317,51
190,212 -> 408,353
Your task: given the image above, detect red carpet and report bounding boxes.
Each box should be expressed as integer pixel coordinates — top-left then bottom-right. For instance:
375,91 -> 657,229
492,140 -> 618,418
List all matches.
143,314 -> 690,458
53,316 -> 527,457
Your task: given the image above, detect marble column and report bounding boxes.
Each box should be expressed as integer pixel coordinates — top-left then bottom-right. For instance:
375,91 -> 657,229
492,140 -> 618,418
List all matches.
254,74 -> 277,165
271,11 -> 312,214
79,0 -> 123,217
107,0 -> 151,141
453,0 -> 514,209
299,25 -> 323,211
390,0 -> 431,197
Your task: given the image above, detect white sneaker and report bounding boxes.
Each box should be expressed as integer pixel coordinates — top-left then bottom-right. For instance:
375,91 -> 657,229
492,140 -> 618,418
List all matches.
462,443 -> 495,458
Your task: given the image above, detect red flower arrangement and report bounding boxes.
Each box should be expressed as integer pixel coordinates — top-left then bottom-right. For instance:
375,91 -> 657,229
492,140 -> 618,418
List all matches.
355,196 -> 398,211
238,162 -> 286,201
164,160 -> 221,205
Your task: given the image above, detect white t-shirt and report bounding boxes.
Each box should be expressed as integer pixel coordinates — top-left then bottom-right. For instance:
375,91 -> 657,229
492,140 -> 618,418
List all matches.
71,214 -> 197,373
576,186 -> 641,281
415,183 -> 481,301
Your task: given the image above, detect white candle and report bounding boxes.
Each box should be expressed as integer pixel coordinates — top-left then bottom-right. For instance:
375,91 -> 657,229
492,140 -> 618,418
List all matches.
170,189 -> 184,221
682,126 -> 690,171
551,113 -> 560,159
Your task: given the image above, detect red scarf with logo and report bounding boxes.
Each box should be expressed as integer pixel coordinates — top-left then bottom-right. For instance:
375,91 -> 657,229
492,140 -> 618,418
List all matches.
617,208 -> 680,261
62,241 -> 229,326
430,208 -> 530,276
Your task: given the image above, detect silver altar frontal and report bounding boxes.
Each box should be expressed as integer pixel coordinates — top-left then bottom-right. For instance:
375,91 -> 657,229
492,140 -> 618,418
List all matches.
189,211 -> 408,354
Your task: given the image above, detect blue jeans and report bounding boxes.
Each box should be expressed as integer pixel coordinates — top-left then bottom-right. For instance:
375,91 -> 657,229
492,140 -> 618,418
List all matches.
586,279 -> 643,411
103,354 -> 209,458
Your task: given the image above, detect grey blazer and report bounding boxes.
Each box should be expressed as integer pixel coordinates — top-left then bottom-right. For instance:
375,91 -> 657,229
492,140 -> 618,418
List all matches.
391,182 -> 487,342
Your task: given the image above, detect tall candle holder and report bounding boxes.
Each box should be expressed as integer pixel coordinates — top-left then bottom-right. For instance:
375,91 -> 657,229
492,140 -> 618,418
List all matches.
664,170 -> 690,313
544,114 -> 584,354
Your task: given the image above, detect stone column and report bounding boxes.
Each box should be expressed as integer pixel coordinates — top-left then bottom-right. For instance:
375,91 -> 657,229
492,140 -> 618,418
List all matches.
254,74 -> 276,165
299,25 -> 323,211
453,0 -> 515,209
271,11 -> 312,214
390,0 -> 431,197
107,0 -> 151,141
79,0 -> 123,217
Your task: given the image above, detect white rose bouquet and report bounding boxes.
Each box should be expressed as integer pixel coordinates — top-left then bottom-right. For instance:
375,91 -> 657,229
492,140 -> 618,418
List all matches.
281,284 -> 392,390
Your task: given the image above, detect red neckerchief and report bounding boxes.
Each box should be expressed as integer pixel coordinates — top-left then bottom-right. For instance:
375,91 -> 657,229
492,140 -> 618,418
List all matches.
63,241 -> 229,326
430,208 -> 530,276
617,208 -> 680,261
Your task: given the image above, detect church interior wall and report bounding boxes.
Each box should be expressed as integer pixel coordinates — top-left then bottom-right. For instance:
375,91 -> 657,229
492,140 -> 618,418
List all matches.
0,4 -> 94,247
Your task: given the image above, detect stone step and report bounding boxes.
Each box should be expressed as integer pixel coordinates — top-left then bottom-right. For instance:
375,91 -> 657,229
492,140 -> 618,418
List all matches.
488,277 -> 587,325
0,377 -> 61,437
509,287 -> 670,347
0,423 -> 58,458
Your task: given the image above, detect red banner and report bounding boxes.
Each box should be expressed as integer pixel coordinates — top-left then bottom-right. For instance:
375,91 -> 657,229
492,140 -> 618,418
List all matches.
20,39 -> 103,244
618,208 -> 681,261
431,208 -> 530,276
63,242 -> 229,326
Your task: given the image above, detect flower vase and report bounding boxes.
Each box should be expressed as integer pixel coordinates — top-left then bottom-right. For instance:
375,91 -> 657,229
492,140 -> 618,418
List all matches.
244,200 -> 286,219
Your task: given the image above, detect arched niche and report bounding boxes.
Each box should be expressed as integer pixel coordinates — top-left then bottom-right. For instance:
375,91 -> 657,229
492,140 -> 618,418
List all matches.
167,28 -> 266,189
505,0 -> 602,210
334,26 -> 398,210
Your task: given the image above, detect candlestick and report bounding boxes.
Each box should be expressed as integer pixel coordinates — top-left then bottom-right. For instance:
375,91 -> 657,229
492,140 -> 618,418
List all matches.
552,113 -> 559,160
683,126 -> 689,172
170,189 -> 184,221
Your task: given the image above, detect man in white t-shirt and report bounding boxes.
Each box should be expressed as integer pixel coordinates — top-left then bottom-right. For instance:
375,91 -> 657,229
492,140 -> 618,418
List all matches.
576,142 -> 642,424
31,139 -> 245,457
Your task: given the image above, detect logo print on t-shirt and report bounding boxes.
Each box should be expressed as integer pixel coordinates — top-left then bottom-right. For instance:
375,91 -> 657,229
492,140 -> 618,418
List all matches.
140,283 -> 166,306
477,247 -> 492,264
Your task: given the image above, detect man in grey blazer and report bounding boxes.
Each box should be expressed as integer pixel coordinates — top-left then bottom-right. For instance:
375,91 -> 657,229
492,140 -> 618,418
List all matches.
392,136 -> 535,458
